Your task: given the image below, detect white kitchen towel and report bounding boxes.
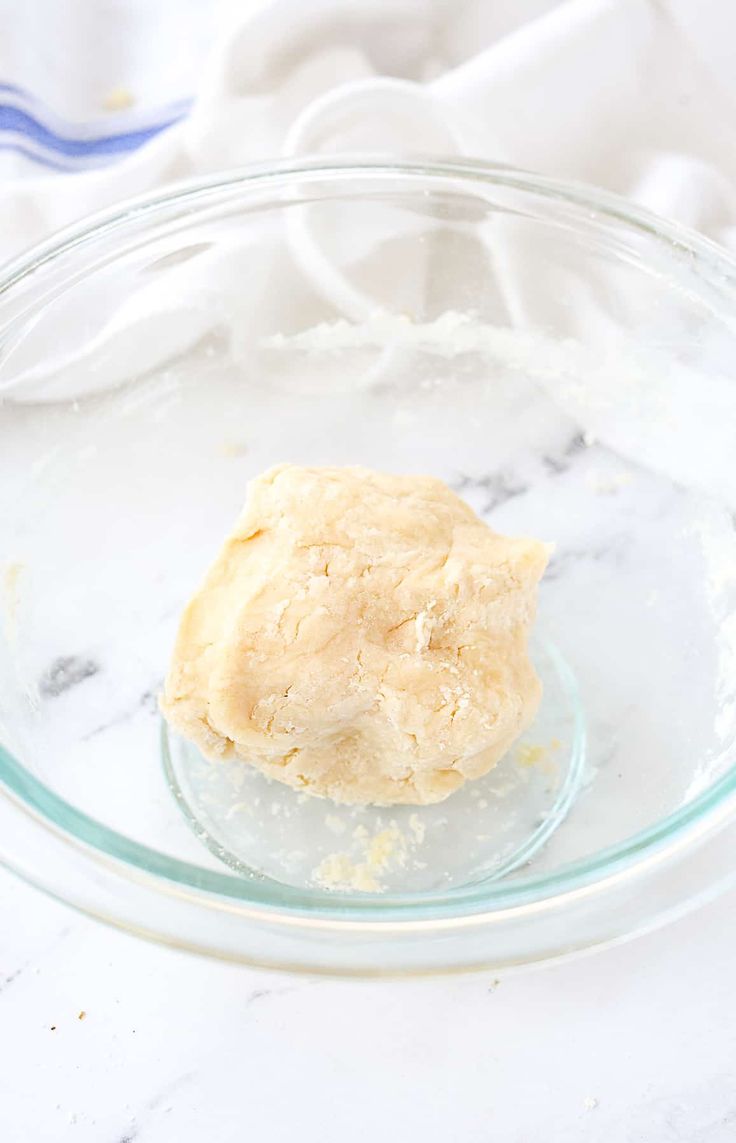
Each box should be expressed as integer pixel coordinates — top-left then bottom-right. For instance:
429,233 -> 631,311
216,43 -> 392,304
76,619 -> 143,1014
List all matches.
2,0 -> 736,429
1,0 -> 736,262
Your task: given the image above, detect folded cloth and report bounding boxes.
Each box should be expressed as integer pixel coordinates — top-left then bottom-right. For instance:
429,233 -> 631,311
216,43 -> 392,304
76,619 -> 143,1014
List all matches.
1,0 -> 735,260
2,0 -> 736,509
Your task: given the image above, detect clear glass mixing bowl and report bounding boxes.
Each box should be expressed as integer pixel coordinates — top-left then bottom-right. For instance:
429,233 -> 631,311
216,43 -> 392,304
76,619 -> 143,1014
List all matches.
1,157 -> 736,975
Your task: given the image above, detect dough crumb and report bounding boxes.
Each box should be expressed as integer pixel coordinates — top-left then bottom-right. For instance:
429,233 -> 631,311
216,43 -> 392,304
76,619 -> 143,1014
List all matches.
1,561 -> 25,643
161,465 -> 549,805
516,740 -> 560,777
408,812 -> 426,844
218,441 -> 249,458
313,852 -> 382,893
517,744 -> 547,767
312,822 -> 407,892
585,469 -> 634,494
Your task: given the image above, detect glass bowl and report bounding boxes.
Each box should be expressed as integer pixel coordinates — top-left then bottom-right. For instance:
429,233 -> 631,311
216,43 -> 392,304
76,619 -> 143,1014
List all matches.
1,157 -> 736,976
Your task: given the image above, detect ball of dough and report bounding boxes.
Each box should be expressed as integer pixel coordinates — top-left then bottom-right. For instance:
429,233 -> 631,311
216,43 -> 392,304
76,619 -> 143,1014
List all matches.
161,465 -> 549,805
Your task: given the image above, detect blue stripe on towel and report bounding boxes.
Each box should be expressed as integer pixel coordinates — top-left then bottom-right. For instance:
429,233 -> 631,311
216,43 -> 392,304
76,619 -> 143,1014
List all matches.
0,139 -> 77,172
0,102 -> 186,157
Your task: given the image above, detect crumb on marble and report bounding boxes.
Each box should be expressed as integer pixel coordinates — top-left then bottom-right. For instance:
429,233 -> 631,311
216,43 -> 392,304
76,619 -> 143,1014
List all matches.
1,560 -> 27,646
218,441 -> 249,458
585,469 -> 634,494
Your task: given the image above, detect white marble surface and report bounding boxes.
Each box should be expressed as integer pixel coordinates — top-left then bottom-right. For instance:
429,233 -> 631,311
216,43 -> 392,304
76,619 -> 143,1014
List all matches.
2,867 -> 735,1143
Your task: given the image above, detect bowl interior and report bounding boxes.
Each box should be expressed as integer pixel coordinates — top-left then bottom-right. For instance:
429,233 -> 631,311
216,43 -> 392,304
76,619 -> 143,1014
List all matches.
1,163 -> 736,914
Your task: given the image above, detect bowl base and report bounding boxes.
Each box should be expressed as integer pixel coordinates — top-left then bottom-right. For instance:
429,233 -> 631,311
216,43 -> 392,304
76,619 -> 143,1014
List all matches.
161,641 -> 585,895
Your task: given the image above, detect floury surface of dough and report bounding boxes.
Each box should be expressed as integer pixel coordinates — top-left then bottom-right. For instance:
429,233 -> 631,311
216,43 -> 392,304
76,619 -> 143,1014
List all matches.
161,465 -> 549,805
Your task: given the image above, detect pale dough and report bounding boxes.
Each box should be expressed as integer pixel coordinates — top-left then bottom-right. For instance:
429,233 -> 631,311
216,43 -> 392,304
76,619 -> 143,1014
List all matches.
161,465 -> 549,805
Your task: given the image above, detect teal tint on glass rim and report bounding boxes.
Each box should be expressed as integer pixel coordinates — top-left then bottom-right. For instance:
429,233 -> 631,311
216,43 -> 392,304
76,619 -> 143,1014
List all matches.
1,157 -> 736,974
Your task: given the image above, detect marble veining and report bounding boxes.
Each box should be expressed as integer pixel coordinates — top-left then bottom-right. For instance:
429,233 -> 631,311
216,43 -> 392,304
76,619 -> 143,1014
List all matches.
451,470 -> 528,514
543,431 -> 587,474
39,656 -> 100,699
81,686 -> 161,742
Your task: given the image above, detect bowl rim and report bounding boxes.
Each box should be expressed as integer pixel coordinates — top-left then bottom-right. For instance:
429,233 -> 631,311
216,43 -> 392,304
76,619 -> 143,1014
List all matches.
2,153 -> 736,929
